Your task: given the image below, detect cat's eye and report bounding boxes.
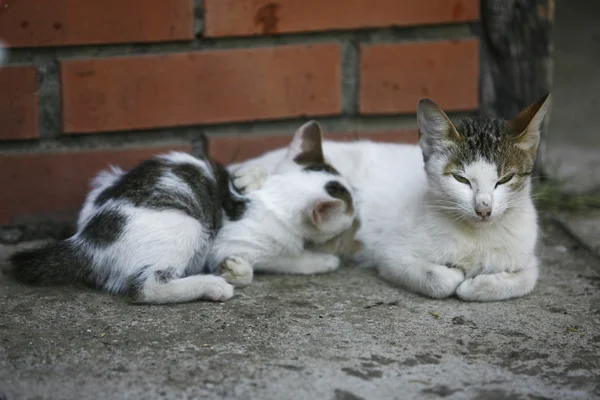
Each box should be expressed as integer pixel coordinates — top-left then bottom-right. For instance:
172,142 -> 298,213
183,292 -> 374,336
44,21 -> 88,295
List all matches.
495,174 -> 514,188
452,174 -> 471,186
325,181 -> 349,197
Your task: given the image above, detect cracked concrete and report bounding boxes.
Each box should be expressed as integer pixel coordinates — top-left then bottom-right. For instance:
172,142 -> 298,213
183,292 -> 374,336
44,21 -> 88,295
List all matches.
1,220 -> 599,400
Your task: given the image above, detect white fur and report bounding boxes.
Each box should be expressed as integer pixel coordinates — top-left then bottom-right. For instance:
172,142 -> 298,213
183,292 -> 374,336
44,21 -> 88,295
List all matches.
70,152 -> 227,303
219,256 -> 254,287
209,122 -> 357,280
257,252 -> 341,274
74,153 -> 229,304
76,198 -> 227,303
207,170 -> 355,275
69,138 -> 355,304
233,165 -> 268,193
231,137 -> 541,301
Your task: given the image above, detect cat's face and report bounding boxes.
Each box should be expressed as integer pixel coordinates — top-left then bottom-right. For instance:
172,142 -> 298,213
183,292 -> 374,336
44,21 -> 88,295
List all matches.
272,121 -> 359,245
292,169 -> 356,243
417,94 -> 551,224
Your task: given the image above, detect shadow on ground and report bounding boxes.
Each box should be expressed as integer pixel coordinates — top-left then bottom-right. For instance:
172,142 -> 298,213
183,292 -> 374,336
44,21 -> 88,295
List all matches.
0,221 -> 599,400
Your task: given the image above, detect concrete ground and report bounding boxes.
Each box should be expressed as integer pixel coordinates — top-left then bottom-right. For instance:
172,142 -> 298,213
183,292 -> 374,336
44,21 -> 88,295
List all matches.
1,217 -> 599,400
2,2 -> 600,399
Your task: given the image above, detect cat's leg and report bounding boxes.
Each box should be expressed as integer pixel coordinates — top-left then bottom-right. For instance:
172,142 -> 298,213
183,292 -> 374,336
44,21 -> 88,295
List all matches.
128,267 -> 234,304
378,255 -> 465,299
255,251 -> 340,275
232,165 -> 269,194
456,260 -> 539,301
219,256 -> 254,287
124,210 -> 234,304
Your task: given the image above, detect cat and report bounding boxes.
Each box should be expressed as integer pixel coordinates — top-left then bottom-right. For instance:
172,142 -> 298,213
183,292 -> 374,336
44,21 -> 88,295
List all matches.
230,93 -> 552,301
10,122 -> 357,304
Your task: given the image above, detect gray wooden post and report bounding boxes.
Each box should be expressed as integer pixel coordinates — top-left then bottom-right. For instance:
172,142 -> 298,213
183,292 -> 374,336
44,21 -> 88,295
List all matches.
479,0 -> 554,177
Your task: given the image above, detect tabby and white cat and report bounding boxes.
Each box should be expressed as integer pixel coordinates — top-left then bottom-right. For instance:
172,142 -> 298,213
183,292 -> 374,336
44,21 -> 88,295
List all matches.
11,122 -> 357,304
231,94 -> 551,301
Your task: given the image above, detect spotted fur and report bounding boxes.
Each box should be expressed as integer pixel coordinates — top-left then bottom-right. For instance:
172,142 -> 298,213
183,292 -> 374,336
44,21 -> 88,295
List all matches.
11,123 -> 358,304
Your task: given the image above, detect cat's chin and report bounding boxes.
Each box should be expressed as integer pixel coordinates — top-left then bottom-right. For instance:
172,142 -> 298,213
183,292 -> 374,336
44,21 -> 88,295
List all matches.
470,216 -> 497,226
456,213 -> 498,227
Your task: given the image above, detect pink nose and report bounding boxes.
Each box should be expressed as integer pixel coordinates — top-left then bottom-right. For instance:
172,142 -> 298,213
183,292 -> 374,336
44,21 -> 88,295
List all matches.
476,207 -> 492,218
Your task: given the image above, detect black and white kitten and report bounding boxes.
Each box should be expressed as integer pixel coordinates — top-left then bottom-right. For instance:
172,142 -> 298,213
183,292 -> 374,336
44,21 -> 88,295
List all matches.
11,122 -> 357,304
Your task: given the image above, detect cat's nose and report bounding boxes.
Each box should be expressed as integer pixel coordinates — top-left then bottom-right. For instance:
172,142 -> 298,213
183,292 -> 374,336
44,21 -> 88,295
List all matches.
476,206 -> 492,218
475,195 -> 492,218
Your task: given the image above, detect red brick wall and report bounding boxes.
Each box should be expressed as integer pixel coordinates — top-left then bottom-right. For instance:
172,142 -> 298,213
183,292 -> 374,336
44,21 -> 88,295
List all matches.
0,0 -> 480,228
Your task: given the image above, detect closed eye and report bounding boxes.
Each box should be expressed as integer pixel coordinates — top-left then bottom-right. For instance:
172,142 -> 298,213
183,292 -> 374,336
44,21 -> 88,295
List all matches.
495,174 -> 514,188
452,174 -> 471,187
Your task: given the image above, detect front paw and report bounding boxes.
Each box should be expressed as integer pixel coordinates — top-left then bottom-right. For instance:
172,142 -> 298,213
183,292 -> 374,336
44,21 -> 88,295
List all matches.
319,254 -> 341,273
456,274 -> 502,301
203,276 -> 235,302
422,265 -> 465,299
304,254 -> 340,274
233,166 -> 268,194
219,256 -> 253,287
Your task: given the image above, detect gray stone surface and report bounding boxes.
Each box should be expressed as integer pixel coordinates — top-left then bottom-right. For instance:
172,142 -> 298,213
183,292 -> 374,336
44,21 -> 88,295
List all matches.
1,222 -> 599,400
554,212 -> 600,259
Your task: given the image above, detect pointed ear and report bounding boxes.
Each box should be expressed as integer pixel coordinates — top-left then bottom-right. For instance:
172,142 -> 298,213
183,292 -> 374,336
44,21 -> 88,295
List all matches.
417,98 -> 462,159
311,199 -> 344,226
285,121 -> 325,165
510,93 -> 552,158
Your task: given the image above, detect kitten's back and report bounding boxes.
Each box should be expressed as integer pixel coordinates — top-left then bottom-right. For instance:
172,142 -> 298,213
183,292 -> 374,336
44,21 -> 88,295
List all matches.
10,152 -> 244,303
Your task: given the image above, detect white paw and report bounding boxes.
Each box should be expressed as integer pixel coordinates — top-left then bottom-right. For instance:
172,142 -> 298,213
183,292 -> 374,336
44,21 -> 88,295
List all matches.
422,265 -> 465,299
456,273 -> 509,301
309,254 -> 341,274
219,256 -> 253,287
203,276 -> 235,302
322,254 -> 341,272
233,166 -> 268,194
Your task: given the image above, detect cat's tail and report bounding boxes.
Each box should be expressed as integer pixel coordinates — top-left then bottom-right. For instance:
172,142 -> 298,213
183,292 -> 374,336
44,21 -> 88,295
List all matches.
10,239 -> 92,285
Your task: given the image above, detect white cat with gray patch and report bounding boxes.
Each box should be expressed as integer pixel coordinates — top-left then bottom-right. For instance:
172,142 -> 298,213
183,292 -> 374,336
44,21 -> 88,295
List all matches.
11,123 -> 357,304
231,94 -> 551,301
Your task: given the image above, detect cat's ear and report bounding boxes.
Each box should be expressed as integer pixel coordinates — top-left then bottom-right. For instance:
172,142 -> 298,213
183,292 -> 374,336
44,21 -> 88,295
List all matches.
310,199 -> 344,226
417,98 -> 461,159
285,121 -> 325,165
510,93 -> 551,158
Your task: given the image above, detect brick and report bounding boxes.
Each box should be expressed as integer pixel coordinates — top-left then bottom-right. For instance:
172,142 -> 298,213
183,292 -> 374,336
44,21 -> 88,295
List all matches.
210,135 -> 292,165
61,44 -> 341,133
360,39 -> 480,114
0,0 -> 194,48
0,66 -> 39,141
204,0 -> 479,37
209,129 -> 418,164
0,145 -> 191,225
